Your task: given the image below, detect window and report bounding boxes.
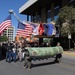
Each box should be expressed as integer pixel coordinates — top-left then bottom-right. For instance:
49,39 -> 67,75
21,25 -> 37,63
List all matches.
68,0 -> 75,6
54,0 -> 61,21
46,4 -> 51,23
54,6 -> 60,21
33,16 -> 36,22
37,15 -> 41,22
47,10 -> 51,23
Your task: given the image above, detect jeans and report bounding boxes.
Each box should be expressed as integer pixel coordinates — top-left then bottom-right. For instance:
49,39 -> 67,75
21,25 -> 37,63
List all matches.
12,52 -> 16,62
6,51 -> 12,63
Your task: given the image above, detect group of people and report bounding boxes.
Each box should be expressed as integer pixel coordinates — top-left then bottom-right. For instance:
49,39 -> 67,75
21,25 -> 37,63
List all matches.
5,41 -> 24,63
0,41 -> 33,70
0,41 -> 25,62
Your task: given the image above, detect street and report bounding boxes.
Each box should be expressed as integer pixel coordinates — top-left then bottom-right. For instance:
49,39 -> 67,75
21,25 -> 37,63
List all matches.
0,53 -> 75,75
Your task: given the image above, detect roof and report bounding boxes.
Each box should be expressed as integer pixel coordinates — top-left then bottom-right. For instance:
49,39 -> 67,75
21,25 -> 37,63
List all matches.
19,0 -> 53,15
19,0 -> 38,15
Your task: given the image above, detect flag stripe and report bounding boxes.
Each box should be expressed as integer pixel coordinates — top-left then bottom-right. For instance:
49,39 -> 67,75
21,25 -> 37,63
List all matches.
0,15 -> 12,34
0,20 -> 11,33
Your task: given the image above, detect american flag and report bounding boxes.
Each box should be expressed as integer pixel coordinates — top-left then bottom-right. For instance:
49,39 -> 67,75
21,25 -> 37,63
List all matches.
16,21 -> 33,37
0,15 -> 12,35
28,22 -> 39,35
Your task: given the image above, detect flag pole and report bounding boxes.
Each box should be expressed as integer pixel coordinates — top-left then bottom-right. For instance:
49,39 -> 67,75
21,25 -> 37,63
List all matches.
9,9 -> 22,23
9,9 -> 13,17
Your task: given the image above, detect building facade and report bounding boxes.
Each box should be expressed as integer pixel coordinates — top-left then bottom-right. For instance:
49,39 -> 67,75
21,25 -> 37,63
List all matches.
3,26 -> 14,42
19,0 -> 75,23
19,0 -> 75,48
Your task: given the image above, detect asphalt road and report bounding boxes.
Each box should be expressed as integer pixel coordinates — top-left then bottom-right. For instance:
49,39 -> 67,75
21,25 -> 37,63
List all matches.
0,54 -> 75,75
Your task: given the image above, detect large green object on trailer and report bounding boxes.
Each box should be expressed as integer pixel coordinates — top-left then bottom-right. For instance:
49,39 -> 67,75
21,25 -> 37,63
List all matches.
24,46 -> 63,68
27,46 -> 63,58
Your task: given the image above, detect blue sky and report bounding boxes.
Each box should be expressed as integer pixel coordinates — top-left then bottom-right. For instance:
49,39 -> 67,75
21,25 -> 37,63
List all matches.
0,0 -> 28,35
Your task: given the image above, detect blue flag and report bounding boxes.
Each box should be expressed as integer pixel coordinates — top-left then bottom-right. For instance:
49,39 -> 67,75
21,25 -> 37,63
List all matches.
47,23 -> 54,36
17,21 -> 26,29
4,15 -> 11,21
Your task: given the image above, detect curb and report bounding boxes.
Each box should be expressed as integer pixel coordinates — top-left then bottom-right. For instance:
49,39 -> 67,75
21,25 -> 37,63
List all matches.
63,51 -> 75,56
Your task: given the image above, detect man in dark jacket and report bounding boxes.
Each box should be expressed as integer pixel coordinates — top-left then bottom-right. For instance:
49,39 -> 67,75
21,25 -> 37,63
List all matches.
6,43 -> 12,63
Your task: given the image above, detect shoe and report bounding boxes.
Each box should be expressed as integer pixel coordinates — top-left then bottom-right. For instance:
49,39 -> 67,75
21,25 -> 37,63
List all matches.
6,60 -> 7,62
23,66 -> 26,69
9,61 -> 11,63
19,60 -> 22,62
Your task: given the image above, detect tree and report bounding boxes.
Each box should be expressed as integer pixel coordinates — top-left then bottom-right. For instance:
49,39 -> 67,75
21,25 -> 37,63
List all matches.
56,6 -> 75,49
0,35 -> 8,42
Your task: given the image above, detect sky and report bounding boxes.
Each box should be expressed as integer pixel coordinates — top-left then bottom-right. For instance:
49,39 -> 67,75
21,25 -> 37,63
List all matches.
0,0 -> 28,35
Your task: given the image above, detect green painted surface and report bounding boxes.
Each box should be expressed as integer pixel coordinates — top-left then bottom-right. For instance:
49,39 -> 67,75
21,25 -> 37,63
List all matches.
27,46 -> 63,57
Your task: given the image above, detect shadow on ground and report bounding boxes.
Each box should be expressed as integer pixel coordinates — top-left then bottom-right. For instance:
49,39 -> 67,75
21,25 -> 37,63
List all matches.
31,61 -> 58,68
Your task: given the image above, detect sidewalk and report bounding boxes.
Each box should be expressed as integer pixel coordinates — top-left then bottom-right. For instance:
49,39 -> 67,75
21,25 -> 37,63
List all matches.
63,51 -> 75,56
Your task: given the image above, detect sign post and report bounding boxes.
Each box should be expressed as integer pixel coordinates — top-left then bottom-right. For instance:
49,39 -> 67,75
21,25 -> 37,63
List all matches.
68,33 -> 71,50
